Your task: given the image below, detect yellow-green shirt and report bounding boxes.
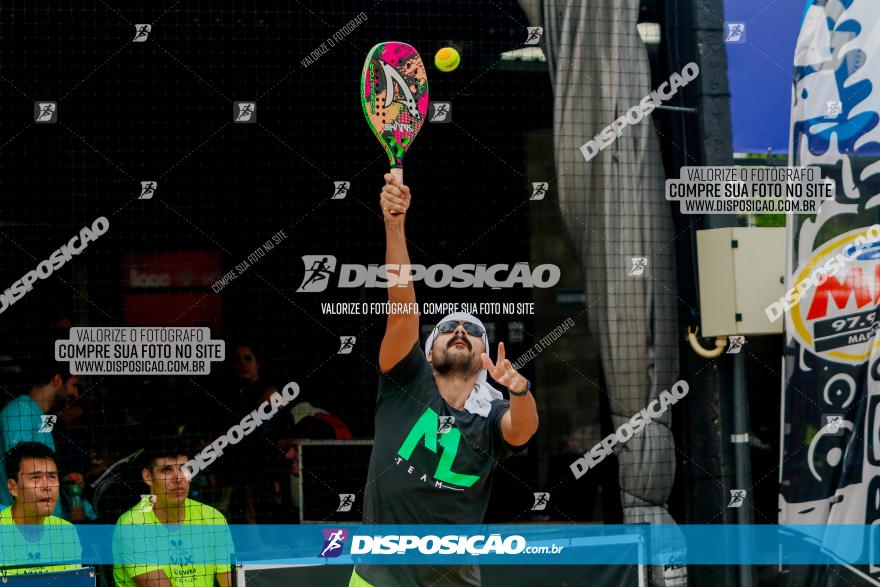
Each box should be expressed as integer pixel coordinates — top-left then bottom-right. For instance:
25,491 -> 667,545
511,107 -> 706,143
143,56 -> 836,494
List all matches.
0,507 -> 82,575
112,498 -> 232,587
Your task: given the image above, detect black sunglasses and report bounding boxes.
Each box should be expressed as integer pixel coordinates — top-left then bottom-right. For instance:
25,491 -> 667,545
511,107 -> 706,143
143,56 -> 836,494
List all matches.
436,320 -> 485,338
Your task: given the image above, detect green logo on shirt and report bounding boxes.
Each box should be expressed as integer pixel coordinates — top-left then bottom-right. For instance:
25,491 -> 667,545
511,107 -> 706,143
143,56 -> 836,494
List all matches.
397,408 -> 479,488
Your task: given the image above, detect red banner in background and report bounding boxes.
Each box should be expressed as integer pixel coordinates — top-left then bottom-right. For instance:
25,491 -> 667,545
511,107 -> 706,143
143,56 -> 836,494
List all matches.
122,252 -> 222,329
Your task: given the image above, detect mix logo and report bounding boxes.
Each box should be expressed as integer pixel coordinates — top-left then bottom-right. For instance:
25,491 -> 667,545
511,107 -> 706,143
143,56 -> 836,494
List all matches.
336,494 -> 355,512
437,416 -> 455,434
234,102 -> 256,123
296,256 -> 561,291
725,22 -> 746,43
429,102 -> 451,123
338,336 -> 356,354
319,529 -> 348,558
783,226 -> 880,364
139,181 -> 157,200
726,336 -> 745,354
531,492 -> 550,511
530,182 -> 548,201
525,27 -> 543,46
34,102 -> 57,123
135,494 -> 157,513
38,415 -> 56,433
728,490 -> 747,508
133,24 -> 151,42
332,181 -> 350,200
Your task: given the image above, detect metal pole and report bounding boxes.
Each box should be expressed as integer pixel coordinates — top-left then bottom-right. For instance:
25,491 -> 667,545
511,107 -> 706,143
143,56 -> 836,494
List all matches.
732,352 -> 755,587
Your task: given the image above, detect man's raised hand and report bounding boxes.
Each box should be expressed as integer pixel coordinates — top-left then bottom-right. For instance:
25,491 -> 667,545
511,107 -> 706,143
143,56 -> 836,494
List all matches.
481,342 -> 528,394
380,173 -> 410,221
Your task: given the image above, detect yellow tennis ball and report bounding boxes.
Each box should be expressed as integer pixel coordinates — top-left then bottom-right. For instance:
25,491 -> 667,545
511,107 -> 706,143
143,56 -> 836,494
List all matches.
434,47 -> 460,72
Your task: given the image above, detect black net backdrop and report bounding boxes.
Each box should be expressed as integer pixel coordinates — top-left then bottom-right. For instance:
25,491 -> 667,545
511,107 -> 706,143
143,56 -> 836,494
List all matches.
0,0 -> 707,544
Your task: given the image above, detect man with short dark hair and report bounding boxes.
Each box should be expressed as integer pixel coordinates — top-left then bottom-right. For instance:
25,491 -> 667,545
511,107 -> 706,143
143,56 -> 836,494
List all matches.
0,360 -> 79,510
113,444 -> 233,587
0,442 -> 82,575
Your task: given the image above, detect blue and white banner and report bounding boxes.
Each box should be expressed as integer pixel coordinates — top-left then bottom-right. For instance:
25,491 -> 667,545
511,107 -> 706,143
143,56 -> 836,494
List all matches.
4,525 -> 880,567
781,0 -> 880,585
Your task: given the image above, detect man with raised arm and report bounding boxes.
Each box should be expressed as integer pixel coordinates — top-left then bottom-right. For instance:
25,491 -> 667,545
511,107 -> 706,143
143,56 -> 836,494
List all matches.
350,174 -> 539,587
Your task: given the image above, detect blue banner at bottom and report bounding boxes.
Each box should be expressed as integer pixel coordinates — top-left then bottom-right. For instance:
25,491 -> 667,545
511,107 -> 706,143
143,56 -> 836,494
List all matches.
2,524 -> 880,567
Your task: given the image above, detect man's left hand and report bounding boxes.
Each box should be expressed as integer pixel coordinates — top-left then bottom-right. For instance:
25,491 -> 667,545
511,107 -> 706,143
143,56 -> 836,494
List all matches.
481,342 -> 528,394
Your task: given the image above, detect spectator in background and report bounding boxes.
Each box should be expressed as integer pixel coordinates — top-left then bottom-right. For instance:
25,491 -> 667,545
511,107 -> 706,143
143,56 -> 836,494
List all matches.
214,341 -> 290,524
0,442 -> 82,576
113,441 -> 232,587
0,358 -> 80,516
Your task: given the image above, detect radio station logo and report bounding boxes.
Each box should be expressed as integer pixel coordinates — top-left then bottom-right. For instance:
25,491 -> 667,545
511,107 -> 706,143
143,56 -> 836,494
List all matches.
788,226 -> 880,365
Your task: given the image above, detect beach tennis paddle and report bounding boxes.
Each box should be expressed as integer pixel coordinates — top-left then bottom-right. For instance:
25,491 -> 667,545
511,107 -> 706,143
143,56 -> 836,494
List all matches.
360,42 -> 429,200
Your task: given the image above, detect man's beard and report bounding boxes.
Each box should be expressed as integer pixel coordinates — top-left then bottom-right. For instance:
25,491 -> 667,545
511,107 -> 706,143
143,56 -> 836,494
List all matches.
433,338 -> 480,377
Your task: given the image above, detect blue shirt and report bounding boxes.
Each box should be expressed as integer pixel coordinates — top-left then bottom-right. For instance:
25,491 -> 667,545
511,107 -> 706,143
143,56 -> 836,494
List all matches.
0,396 -> 60,516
